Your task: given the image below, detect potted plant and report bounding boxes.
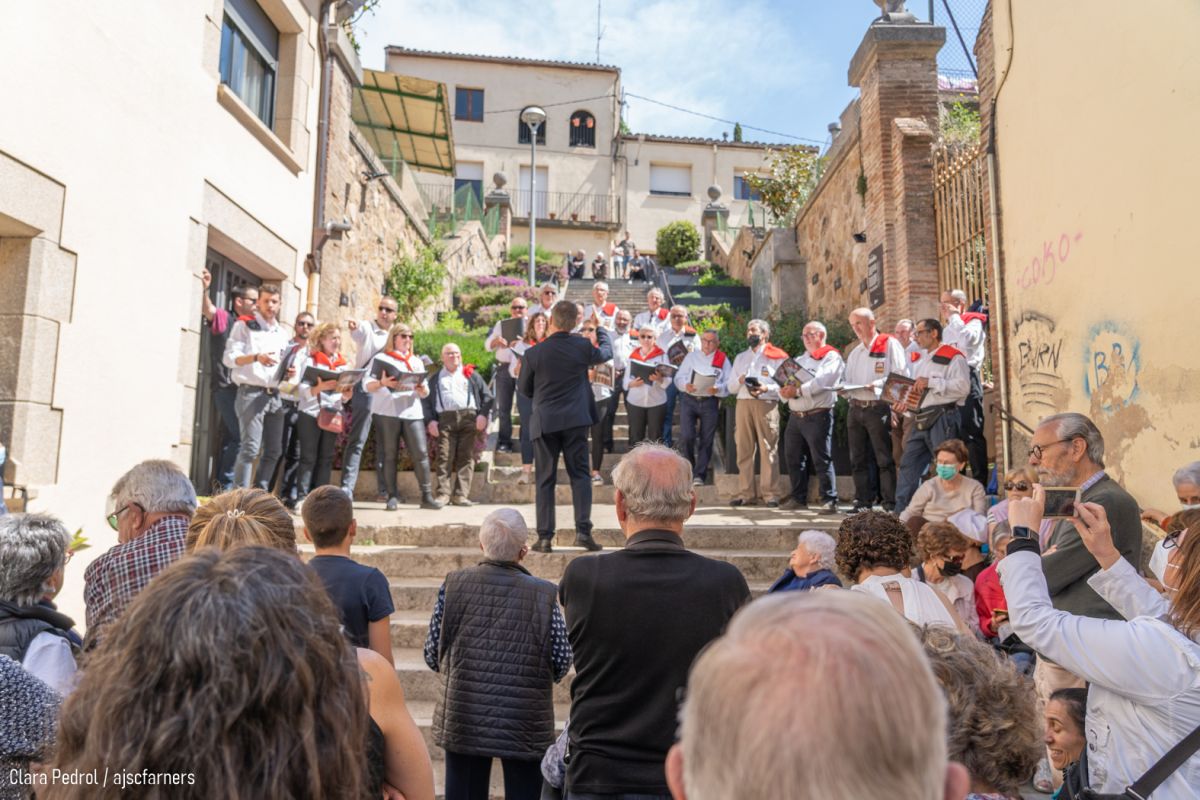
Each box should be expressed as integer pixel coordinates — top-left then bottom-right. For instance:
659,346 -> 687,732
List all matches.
589,214 -> 597,222
570,212 -> 579,221
548,212 -> 557,220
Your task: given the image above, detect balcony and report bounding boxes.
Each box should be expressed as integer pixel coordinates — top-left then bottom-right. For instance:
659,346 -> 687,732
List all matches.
510,190 -> 620,229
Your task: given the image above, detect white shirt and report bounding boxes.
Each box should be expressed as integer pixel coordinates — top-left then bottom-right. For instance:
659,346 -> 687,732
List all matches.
942,312 -> 986,370
901,340 -> 922,377
222,312 -> 291,388
610,332 -> 635,374
435,368 -> 473,413
910,345 -> 971,408
785,348 -> 845,413
851,573 -> 960,629
674,349 -> 732,398
623,349 -> 671,407
1000,551 -> 1200,797
349,319 -> 390,370
922,572 -> 981,635
583,301 -> 620,330
485,318 -> 523,365
527,301 -> 555,322
632,307 -> 671,336
365,351 -> 427,420
842,334 -> 907,402
657,326 -> 697,363
729,345 -> 789,402
23,631 -> 77,696
295,351 -> 349,418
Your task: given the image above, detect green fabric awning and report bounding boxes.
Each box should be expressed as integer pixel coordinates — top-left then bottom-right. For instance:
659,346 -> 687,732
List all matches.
352,69 -> 455,176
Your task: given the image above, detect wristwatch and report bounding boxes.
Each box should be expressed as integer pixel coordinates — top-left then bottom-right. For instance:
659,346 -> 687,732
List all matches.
1011,525 -> 1036,540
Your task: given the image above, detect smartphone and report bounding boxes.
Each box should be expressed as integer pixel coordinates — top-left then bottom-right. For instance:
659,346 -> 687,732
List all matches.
1043,487 -> 1080,518
744,376 -> 762,388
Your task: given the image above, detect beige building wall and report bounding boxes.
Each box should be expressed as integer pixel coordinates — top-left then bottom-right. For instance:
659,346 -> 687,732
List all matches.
0,0 -> 322,624
986,1 -> 1200,509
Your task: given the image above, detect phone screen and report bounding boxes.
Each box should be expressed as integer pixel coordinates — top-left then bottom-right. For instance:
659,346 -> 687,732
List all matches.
1043,487 -> 1080,518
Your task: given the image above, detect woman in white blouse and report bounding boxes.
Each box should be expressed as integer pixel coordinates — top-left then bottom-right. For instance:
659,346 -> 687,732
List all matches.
295,322 -> 353,498
622,325 -> 672,446
582,316 -> 615,486
1002,493 -> 1200,798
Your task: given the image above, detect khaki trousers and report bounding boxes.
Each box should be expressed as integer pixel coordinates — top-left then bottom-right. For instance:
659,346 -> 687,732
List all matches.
1035,658 -> 1086,789
735,398 -> 781,502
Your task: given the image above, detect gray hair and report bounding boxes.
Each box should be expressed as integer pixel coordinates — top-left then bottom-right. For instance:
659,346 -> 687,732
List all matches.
1040,412 -> 1105,468
676,591 -> 949,800
539,282 -> 559,294
478,508 -> 529,562
797,530 -> 836,571
0,513 -> 71,606
948,289 -> 968,305
647,288 -> 665,301
594,281 -> 609,292
849,307 -> 875,322
747,318 -> 771,338
1173,461 -> 1200,489
895,319 -> 914,332
670,305 -> 689,316
612,443 -> 694,523
804,321 -> 827,336
110,459 -> 198,516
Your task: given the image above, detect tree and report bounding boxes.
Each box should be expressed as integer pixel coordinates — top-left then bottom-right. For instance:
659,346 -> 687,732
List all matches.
384,241 -> 447,318
732,122 -> 743,142
743,146 -> 822,227
655,221 -> 701,267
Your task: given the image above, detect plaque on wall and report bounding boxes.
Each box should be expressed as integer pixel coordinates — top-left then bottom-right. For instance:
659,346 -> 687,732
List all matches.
866,245 -> 885,309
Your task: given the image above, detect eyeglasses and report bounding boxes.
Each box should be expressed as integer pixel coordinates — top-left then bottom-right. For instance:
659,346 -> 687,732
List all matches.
295,321 -> 314,328
1030,439 -> 1072,460
379,306 -> 398,314
511,305 -> 527,310
701,337 -> 718,344
1163,528 -> 1190,550
1004,481 -> 1032,492
542,290 -> 557,296
582,327 -> 596,333
395,333 -> 413,339
670,314 -> 686,319
106,502 -> 143,531
801,332 -> 822,339
639,334 -> 656,339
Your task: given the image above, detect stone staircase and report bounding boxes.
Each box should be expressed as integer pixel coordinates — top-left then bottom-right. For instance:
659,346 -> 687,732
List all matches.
564,276 -> 658,313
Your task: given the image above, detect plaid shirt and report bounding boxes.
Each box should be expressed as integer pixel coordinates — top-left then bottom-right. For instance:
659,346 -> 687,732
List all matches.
84,515 -> 189,643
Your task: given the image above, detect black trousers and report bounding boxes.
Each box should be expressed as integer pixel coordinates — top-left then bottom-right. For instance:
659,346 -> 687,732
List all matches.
784,408 -> 837,504
212,383 -> 240,490
628,403 -> 666,446
269,401 -> 302,502
590,396 -> 613,472
848,402 -> 896,508
295,412 -> 337,497
495,364 -> 516,449
603,373 -> 625,450
960,367 -> 988,482
534,425 -> 592,539
678,394 -> 719,479
443,750 -> 542,800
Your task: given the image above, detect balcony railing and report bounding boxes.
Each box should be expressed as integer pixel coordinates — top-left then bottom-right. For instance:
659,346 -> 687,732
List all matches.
511,190 -> 619,225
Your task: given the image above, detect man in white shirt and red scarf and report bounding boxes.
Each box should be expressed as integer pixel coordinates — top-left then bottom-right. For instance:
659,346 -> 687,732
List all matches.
343,296 -> 399,499
674,330 -> 731,487
485,297 -> 529,454
842,307 -> 907,512
890,318 -> 922,470
941,289 -> 989,484
582,282 -> 619,330
893,318 -> 970,513
423,344 -> 493,506
779,322 -> 845,512
728,319 -> 789,507
657,305 -> 696,449
632,287 -> 671,338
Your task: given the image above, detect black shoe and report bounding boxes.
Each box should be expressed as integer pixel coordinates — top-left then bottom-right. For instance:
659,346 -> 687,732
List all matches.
849,504 -> 873,514
779,497 -> 807,511
420,495 -> 444,510
822,500 -> 840,514
766,500 -> 781,508
575,533 -> 603,551
531,538 -> 553,553
730,498 -> 760,508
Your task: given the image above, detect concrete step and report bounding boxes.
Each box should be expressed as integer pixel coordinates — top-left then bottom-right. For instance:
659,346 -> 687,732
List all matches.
364,523 -> 830,551
394,647 -> 575,705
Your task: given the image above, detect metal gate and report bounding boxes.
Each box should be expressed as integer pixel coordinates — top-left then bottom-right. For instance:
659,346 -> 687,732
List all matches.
933,142 -> 989,305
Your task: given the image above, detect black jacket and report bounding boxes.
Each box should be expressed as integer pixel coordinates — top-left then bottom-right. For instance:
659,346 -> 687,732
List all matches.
517,328 -> 612,438
0,599 -> 78,664
558,529 -> 750,794
422,366 -> 494,423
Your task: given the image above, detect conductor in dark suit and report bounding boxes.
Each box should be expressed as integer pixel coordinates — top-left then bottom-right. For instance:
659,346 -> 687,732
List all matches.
518,300 -> 612,553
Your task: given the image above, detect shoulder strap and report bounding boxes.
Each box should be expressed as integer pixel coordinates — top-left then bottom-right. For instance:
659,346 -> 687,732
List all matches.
1100,721 -> 1200,799
929,584 -> 971,636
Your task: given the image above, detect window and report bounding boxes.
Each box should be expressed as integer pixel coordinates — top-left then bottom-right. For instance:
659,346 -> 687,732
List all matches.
649,164 -> 692,197
518,115 -> 546,145
219,0 -> 279,127
454,162 -> 484,207
570,110 -> 596,148
455,87 -> 484,122
734,172 -> 762,201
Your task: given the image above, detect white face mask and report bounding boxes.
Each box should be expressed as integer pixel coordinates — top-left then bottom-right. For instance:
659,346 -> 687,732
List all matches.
1149,539 -> 1171,585
1181,503 -> 1200,511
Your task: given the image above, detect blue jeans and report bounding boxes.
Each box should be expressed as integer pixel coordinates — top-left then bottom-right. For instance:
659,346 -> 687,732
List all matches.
678,394 -> 718,479
340,384 -> 377,495
895,406 -> 962,512
661,383 -> 679,447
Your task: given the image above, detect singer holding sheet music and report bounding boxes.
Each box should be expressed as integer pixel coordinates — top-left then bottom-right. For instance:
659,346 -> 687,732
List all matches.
674,329 -> 731,486
582,318 -> 616,485
778,321 -> 845,512
485,299 -> 529,454
364,323 -> 441,511
623,326 -> 673,446
295,322 -> 354,498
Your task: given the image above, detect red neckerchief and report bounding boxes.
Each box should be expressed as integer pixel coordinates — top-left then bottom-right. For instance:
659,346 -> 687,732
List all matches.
464,364 -> 476,378
386,351 -> 416,371
630,346 -> 665,361
760,344 -> 788,360
868,333 -> 891,355
810,344 -> 837,359
934,344 -> 965,360
910,350 -> 922,363
313,351 -> 346,369
602,302 -> 617,315
236,314 -> 255,322
655,307 -> 668,320
711,350 -> 727,368
961,312 -> 988,325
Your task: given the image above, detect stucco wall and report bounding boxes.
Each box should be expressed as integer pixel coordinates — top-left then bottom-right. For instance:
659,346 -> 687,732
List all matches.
985,0 -> 1200,508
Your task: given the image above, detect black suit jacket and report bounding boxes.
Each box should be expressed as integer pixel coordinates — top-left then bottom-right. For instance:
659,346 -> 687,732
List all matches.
517,328 -> 611,438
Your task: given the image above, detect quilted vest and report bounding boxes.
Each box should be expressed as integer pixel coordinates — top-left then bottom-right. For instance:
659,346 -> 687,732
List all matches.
0,600 -> 76,663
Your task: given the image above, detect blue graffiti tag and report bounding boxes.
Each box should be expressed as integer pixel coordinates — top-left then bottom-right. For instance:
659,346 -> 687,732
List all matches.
1082,321 -> 1140,411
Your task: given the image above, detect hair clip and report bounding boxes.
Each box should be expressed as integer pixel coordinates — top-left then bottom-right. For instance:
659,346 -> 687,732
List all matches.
226,509 -> 245,519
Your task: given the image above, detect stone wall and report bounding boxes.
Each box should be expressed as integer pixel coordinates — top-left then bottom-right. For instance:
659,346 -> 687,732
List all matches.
748,228 -> 804,318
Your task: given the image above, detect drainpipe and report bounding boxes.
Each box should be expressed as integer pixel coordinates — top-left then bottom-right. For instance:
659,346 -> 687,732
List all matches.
306,0 -> 337,317
986,100 -> 1010,473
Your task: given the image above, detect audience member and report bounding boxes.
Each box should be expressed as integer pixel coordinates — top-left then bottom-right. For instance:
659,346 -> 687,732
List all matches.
0,513 -> 78,694
665,591 -> 970,800
304,485 -> 394,666
510,312 -> 548,486
199,271 -> 257,492
728,318 -> 788,508
624,325 -> 672,445
900,439 -> 987,531
917,626 -> 1041,800
424,509 -> 570,800
674,329 -> 730,486
343,296 -> 399,500
84,459 -> 197,645
768,530 -> 842,592
843,307 -> 906,512
948,509 -> 990,580
613,231 -> 635,279
915,522 -> 982,635
486,299 -> 528,454
591,251 -> 607,280
0,654 -> 60,797
424,343 -> 493,507
656,306 -> 695,447
568,250 -> 587,280
1044,688 -> 1088,799
836,511 -> 968,631
1141,460 -> 1200,528
940,290 -> 989,482
971,530 -> 1035,676
779,320 -> 845,512
988,466 -> 1054,546
295,321 -> 355,499
560,444 -> 749,797
185,487 -> 296,553
1003,491 -> 1200,797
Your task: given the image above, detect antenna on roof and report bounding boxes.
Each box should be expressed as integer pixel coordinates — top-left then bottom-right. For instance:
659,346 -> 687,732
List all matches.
595,0 -> 603,63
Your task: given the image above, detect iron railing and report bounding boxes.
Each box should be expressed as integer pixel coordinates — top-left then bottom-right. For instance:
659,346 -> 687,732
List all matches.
510,190 -> 619,225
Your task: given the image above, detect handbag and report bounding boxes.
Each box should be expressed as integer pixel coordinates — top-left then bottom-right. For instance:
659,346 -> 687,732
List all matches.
317,408 -> 346,434
1076,721 -> 1200,799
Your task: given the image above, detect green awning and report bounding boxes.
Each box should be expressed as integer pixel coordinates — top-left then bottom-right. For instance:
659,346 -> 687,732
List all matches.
352,69 -> 455,176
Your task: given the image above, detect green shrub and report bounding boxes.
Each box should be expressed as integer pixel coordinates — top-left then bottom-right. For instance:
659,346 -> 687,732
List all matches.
507,243 -> 559,265
655,221 -> 701,267
697,269 -> 742,287
384,242 -> 447,318
675,290 -> 701,300
413,327 -> 496,383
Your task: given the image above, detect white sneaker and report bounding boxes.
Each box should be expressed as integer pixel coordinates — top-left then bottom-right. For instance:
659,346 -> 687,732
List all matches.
517,472 -> 533,485
591,473 -> 603,485
691,477 -> 704,487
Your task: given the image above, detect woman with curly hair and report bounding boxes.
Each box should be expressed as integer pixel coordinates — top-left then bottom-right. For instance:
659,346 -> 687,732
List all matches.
915,521 -> 981,635
835,511 -> 968,632
185,487 -> 297,553
917,626 -> 1042,799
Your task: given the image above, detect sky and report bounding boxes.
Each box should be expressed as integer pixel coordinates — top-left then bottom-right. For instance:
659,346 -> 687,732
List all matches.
354,0 -> 984,151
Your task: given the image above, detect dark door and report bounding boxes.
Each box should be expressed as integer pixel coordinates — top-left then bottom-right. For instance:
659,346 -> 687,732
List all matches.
190,249 -> 260,492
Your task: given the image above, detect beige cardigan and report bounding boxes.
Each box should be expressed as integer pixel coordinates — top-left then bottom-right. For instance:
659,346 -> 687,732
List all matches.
899,476 -> 987,523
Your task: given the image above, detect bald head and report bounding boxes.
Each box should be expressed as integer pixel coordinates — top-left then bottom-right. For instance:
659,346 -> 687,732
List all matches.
849,307 -> 878,345
611,443 -> 696,534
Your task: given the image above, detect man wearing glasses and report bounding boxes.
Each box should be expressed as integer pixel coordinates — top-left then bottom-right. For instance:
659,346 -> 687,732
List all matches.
486,299 -> 529,453
528,282 -> 559,321
84,460 -> 198,647
778,322 -> 845,512
343,297 -> 399,499
674,330 -> 731,486
199,270 -> 258,493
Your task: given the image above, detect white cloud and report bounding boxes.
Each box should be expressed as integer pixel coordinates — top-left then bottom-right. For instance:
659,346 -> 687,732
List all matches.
354,0 -> 831,142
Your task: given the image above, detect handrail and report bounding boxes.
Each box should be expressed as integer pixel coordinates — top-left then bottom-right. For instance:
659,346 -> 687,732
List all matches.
988,401 -> 1035,436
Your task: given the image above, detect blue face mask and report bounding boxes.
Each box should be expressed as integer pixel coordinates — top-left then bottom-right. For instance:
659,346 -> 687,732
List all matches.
936,464 -> 959,481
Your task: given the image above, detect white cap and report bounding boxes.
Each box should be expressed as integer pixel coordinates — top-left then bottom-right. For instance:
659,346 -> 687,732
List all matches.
948,509 -> 988,544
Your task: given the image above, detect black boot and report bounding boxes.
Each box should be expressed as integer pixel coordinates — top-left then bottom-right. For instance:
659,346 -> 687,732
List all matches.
420,492 -> 444,510
574,532 -> 603,551
531,536 -> 553,553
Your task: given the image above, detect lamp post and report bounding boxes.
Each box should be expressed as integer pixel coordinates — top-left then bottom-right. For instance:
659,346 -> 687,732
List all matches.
520,106 -> 546,287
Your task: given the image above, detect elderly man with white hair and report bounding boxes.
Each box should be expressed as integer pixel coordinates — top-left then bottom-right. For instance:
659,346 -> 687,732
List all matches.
582,281 -> 619,330
940,289 -> 989,482
843,307 -> 907,512
767,530 -> 842,593
0,513 -> 79,694
1141,460 -> 1200,527
666,591 -> 970,800
559,443 -> 750,798
84,459 -> 197,647
424,508 -> 571,799
632,287 -> 671,337
779,320 -> 844,512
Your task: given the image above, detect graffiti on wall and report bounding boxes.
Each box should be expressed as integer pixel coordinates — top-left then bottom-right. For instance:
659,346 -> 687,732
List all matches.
1017,231 -> 1084,290
1083,321 -> 1141,412
1012,310 -> 1067,416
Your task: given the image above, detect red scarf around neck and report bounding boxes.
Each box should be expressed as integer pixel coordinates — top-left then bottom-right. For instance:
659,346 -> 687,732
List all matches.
386,351 -> 416,370
312,351 -> 346,369
631,346 -> 664,361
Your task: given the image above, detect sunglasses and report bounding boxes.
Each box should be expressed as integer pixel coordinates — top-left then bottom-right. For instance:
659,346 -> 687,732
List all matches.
379,306 -> 398,314
582,327 -> 596,333
1004,481 -> 1031,492
295,321 -> 314,328
106,502 -> 143,531
395,333 -> 413,339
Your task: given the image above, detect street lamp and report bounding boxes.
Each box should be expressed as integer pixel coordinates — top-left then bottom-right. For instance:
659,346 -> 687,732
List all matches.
520,105 -> 547,287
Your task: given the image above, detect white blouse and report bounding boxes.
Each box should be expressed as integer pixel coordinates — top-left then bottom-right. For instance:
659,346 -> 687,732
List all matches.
851,573 -> 961,630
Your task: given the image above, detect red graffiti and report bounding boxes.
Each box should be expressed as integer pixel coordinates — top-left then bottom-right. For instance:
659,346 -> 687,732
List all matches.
1019,232 -> 1084,290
